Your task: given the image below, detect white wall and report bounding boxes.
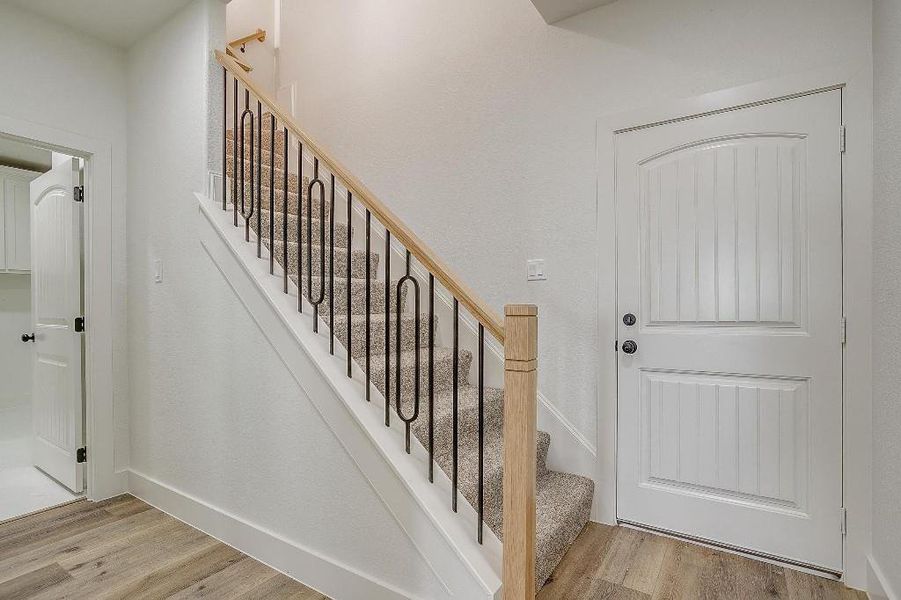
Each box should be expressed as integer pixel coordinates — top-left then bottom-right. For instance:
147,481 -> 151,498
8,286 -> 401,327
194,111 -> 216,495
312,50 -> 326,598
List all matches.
226,0 -> 277,93
0,274 -> 32,460
127,3 -> 461,596
871,1 -> 901,597
276,0 -> 872,455
0,2 -> 130,476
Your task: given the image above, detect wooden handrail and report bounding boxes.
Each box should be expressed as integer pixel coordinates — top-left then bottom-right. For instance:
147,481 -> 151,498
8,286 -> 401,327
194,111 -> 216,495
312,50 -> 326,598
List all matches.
216,49 -> 506,342
503,304 -> 538,598
225,46 -> 253,73
228,28 -> 266,50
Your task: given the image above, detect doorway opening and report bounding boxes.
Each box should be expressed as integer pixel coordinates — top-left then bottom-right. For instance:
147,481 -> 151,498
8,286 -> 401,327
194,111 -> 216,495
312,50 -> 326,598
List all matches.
0,134 -> 86,522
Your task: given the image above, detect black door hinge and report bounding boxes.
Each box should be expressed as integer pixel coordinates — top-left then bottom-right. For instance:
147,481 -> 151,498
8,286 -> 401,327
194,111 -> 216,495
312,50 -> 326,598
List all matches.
74,186 -> 84,202
75,317 -> 85,333
76,447 -> 87,463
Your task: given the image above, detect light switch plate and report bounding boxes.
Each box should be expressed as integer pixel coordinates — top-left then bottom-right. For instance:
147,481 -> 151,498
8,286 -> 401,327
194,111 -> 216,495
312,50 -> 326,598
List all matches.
527,259 -> 547,281
153,259 -> 163,283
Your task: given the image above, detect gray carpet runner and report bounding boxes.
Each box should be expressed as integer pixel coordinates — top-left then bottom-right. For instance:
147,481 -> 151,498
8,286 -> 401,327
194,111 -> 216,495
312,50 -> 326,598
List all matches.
227,127 -> 593,589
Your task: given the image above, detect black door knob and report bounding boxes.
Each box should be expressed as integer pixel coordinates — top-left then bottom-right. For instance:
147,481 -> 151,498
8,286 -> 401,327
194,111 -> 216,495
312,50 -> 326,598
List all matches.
621,340 -> 637,354
21,333 -> 35,343
623,313 -> 636,326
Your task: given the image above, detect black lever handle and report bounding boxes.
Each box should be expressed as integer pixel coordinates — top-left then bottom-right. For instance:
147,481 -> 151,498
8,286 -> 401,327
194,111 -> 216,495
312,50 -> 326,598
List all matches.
21,333 -> 34,343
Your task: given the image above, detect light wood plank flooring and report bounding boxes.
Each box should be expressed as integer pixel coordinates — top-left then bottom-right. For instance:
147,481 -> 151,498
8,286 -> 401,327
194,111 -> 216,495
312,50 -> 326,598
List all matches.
0,496 -> 866,599
539,522 -> 866,600
0,495 -> 326,599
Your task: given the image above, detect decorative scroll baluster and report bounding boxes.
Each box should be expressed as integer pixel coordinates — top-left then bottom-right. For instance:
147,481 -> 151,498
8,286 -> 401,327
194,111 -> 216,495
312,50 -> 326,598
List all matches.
452,298 -> 459,512
329,173 -> 336,355
395,251 -> 420,453
365,210 -> 372,401
239,89 -> 255,241
307,158 -> 326,332
384,230 -> 391,426
428,273 -> 435,482
221,68 -> 227,211
346,190 -> 353,377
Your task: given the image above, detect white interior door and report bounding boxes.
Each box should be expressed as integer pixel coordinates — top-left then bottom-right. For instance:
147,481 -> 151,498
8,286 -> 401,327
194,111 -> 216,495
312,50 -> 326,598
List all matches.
615,89 -> 843,572
30,158 -> 84,494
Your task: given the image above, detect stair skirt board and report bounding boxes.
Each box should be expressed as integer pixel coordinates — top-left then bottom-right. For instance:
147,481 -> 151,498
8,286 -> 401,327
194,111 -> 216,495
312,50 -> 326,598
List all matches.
218,134 -> 595,589
197,193 -> 503,600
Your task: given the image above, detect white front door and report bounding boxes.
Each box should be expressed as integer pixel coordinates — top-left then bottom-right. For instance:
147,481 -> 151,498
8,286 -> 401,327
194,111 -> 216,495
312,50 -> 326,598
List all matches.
615,89 -> 843,572
30,158 -> 84,494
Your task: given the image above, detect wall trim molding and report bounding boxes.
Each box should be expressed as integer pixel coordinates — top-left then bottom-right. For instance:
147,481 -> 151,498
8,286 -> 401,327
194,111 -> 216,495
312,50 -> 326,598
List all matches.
867,555 -> 897,600
191,192 -> 501,599
128,469 -> 410,600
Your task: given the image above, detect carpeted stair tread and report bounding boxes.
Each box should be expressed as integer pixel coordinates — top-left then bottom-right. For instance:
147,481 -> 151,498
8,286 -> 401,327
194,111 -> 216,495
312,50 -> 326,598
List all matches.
533,471 -> 594,588
251,209 -> 347,245
367,347 -> 472,397
227,160 -> 305,196
331,312 -> 434,358
289,274 -> 408,315
266,239 -> 378,280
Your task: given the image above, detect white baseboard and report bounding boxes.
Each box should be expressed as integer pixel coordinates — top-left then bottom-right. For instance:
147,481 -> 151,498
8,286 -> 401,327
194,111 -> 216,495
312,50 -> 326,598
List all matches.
868,555 -> 898,600
127,470 -> 408,600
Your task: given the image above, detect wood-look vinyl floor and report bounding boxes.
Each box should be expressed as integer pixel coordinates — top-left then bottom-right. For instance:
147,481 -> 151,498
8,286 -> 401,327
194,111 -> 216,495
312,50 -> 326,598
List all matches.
0,495 -> 326,599
0,496 -> 867,600
538,522 -> 867,600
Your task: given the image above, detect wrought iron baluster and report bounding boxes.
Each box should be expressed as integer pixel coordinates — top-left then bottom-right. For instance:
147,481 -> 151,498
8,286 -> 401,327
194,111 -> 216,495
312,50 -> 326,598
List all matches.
452,298 -> 459,512
256,100 -> 262,256
239,89 -> 255,240
221,68 -> 227,211
365,210 -> 371,401
306,159 -> 326,332
329,174 -> 336,354
268,115 -> 275,274
395,252 -> 420,453
346,190 -> 353,377
478,323 -> 485,544
232,78 -> 238,226
428,273 -> 434,482
296,141 -> 303,306
384,230 -> 391,426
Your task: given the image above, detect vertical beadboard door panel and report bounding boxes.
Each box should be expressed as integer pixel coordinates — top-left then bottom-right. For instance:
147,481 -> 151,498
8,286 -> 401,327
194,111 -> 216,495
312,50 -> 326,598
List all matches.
30,158 -> 83,493
616,89 -> 843,572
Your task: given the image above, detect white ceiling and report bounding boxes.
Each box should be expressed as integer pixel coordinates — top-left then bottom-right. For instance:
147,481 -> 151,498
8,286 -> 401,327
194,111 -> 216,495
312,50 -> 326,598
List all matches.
530,0 -> 619,24
4,0 -> 196,48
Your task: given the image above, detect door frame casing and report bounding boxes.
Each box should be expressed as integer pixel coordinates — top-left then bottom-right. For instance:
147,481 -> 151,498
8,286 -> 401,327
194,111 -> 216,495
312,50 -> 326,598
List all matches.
595,62 -> 873,589
0,113 -> 125,501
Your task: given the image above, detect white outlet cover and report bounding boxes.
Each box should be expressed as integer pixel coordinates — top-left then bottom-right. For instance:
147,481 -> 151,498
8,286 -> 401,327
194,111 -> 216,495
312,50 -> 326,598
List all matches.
153,259 -> 163,283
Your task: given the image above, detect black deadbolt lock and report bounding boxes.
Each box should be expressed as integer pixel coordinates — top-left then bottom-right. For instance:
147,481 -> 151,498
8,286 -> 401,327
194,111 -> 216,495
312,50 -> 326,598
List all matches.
621,340 -> 638,354
21,333 -> 34,343
623,313 -> 636,326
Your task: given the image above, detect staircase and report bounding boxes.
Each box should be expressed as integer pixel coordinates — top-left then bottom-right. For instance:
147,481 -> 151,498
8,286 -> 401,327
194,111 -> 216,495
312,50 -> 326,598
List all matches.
218,52 -> 593,595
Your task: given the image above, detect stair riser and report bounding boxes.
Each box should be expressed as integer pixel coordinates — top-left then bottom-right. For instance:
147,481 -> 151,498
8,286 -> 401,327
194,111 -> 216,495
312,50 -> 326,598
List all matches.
291,275 -> 408,315
268,240 -> 378,280
250,211 -> 346,245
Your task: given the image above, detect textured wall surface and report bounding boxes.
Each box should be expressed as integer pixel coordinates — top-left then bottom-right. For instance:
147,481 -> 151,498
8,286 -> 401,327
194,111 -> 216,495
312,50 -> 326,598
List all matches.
871,0 -> 901,595
0,3 -> 130,472
276,0 -> 872,447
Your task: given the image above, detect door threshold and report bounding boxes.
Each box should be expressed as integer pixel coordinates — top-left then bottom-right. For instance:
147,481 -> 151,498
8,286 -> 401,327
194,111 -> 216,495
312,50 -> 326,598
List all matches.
618,519 -> 842,581
0,496 -> 86,527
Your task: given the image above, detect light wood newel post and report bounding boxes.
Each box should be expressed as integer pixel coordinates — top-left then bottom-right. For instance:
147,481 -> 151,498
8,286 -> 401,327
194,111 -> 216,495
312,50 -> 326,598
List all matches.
502,304 -> 538,599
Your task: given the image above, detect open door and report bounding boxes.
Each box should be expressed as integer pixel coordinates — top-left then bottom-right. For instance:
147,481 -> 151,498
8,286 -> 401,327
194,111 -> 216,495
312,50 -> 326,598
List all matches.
29,158 -> 84,494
